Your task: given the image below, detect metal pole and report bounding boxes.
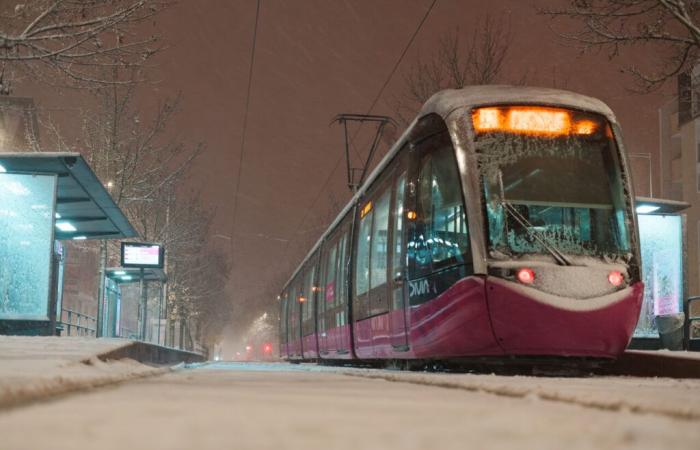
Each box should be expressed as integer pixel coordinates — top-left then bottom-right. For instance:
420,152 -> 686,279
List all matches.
139,268 -> 146,340
157,281 -> 164,346
96,240 -> 107,337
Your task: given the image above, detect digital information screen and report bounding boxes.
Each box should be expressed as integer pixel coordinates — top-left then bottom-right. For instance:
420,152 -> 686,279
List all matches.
120,242 -> 165,268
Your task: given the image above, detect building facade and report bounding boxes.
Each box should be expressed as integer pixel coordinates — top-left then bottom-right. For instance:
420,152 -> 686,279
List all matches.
658,72 -> 700,299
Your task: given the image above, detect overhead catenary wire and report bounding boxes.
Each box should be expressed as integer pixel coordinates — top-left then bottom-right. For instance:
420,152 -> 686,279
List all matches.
278,0 -> 438,273
229,0 -> 262,259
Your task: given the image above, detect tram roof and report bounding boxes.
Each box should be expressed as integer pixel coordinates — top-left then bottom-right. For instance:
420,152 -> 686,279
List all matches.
420,85 -> 616,122
281,86 -> 618,292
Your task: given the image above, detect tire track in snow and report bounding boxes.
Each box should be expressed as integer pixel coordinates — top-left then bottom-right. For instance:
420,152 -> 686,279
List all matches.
340,369 -> 700,422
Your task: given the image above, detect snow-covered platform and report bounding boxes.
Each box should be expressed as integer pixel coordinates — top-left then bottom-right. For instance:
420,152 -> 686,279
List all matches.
0,336 -> 204,409
2,361 -> 698,449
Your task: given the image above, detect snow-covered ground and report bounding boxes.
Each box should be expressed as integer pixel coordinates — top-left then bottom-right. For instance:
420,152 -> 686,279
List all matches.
0,361 -> 698,449
0,336 -> 165,408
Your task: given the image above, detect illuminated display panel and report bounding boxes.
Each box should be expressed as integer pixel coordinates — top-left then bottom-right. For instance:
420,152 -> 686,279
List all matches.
472,106 -> 601,136
120,242 -> 164,268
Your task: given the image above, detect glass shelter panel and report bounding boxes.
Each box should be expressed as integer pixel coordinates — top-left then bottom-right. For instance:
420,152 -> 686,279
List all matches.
0,173 -> 56,320
634,214 -> 683,337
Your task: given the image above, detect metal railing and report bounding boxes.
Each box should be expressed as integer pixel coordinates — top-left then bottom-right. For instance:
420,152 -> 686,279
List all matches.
59,308 -> 97,337
119,327 -> 139,340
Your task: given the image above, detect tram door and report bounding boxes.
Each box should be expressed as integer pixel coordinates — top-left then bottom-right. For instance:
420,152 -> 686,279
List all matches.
389,155 -> 409,350
406,116 -> 472,313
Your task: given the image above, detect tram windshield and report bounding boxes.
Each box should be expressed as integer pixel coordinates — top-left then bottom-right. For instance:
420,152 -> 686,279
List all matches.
472,106 -> 631,260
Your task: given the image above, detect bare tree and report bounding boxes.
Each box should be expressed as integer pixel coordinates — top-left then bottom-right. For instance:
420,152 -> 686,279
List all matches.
0,0 -> 172,89
43,68 -> 201,208
540,0 -> 700,91
394,15 -> 512,124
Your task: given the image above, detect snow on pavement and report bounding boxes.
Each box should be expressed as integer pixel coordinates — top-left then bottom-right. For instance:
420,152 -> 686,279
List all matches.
0,361 -> 698,450
0,336 -> 165,409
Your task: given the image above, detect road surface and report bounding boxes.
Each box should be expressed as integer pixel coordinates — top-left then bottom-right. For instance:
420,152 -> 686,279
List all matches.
1,362 -> 699,449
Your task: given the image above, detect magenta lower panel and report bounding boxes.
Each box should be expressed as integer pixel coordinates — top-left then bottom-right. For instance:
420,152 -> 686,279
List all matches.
279,343 -> 288,359
318,325 -> 353,359
408,276 -> 503,359
486,279 -> 644,358
302,334 -> 318,359
287,338 -> 302,359
354,319 -> 373,359
371,311 -> 399,358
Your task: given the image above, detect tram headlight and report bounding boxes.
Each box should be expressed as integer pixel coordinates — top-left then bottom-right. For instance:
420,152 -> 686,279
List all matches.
608,271 -> 624,287
516,268 -> 535,285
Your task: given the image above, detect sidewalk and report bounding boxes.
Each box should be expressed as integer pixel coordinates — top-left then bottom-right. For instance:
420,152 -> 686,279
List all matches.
0,336 -> 179,409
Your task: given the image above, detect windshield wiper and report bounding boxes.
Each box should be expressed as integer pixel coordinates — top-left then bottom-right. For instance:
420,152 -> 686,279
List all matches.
500,200 -> 573,266
497,170 -> 572,266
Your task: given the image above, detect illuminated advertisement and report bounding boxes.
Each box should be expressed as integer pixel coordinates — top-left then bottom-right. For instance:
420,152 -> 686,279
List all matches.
634,214 -> 683,337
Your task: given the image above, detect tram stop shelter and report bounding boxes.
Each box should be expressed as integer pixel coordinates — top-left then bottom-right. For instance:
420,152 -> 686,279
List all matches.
632,197 -> 691,350
105,268 -> 168,344
0,153 -> 138,336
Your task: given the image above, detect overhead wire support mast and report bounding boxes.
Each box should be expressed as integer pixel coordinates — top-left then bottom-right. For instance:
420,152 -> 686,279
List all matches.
331,114 -> 395,192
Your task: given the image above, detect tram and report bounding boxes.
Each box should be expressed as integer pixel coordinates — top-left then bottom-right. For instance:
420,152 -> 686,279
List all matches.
278,86 -> 643,365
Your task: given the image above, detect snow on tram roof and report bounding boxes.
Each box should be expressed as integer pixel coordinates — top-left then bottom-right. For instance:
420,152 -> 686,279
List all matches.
280,85 -> 618,292
419,85 -> 616,122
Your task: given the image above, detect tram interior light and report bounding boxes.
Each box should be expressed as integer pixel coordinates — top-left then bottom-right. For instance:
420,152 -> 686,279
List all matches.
114,270 -> 126,275
73,236 -> 87,240
55,221 -> 77,232
121,275 -> 133,281
636,205 -> 660,214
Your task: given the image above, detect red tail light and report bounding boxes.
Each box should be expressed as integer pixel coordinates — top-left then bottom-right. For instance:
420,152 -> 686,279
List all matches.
608,271 -> 624,287
517,268 -> 535,284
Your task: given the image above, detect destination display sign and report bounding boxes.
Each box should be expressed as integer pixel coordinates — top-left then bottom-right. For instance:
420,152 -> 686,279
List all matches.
120,242 -> 165,268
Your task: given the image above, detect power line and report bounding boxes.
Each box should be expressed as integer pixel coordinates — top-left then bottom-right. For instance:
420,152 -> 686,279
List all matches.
278,0 -> 438,272
229,0 -> 262,258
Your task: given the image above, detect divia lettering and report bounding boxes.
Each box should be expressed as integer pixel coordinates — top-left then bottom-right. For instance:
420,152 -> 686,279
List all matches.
408,279 -> 432,297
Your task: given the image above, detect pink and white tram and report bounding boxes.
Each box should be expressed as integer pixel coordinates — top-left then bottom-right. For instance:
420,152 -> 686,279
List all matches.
278,86 -> 643,365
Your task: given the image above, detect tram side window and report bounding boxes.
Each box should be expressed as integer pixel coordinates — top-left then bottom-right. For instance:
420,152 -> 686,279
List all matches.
335,231 -> 349,327
319,242 -> 337,333
370,189 -> 391,289
411,132 -> 470,277
354,205 -> 373,319
391,173 -> 406,309
290,276 -> 303,343
280,290 -> 288,344
302,263 -> 316,336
